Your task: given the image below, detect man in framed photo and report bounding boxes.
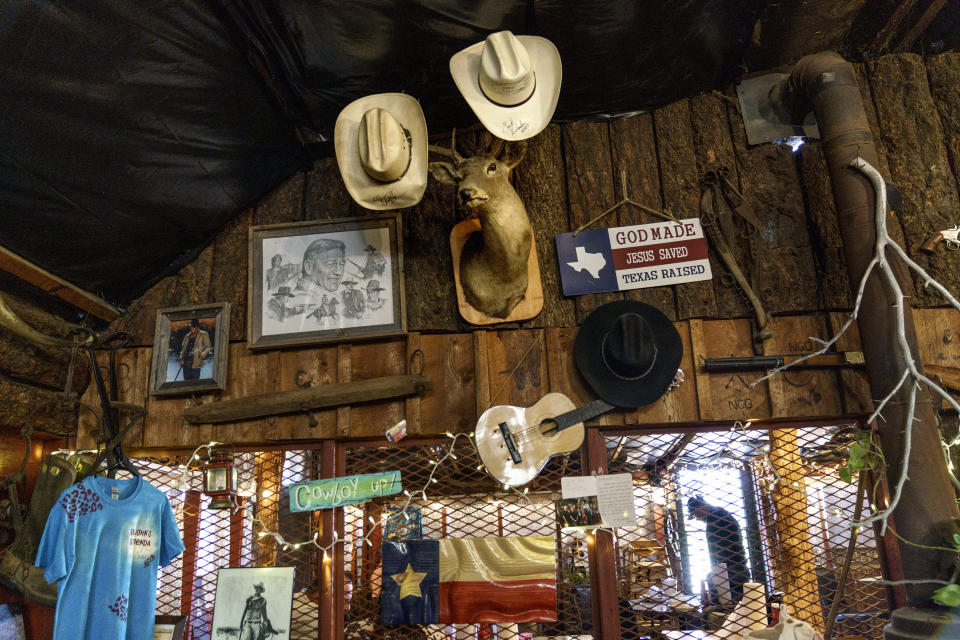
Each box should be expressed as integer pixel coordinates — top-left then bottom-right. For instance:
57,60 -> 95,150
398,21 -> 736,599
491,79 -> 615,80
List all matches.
240,582 -> 277,640
179,318 -> 211,381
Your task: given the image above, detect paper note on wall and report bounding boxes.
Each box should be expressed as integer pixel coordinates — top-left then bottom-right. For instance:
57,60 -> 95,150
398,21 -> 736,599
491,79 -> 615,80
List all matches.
559,473 -> 637,528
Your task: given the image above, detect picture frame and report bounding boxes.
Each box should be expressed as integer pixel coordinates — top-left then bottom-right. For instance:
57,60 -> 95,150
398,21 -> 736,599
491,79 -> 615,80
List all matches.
153,615 -> 187,640
211,567 -> 295,640
247,213 -> 405,349
149,302 -> 230,396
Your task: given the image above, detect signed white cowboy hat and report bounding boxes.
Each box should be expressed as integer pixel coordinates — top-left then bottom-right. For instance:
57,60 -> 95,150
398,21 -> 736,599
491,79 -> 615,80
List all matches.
449,30 -> 561,141
334,93 -> 428,210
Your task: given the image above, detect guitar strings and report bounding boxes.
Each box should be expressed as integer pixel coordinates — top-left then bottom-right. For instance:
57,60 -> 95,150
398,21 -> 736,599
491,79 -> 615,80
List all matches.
498,405 -> 599,443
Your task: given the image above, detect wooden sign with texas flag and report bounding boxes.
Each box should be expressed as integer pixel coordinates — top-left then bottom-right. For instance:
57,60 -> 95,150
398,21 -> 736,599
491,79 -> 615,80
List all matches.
381,536 -> 557,625
556,218 -> 712,296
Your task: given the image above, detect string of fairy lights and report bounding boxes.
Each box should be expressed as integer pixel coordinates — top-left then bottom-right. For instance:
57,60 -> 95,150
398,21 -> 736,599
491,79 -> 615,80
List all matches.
54,411 -> 835,559
164,431 -> 558,557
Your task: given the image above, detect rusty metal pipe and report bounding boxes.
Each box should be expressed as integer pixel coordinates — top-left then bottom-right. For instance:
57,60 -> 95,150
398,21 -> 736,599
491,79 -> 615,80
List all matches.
782,52 -> 959,606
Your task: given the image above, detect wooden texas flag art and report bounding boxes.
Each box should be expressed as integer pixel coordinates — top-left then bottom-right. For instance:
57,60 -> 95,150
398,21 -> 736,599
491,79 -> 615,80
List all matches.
381,536 -> 557,625
555,218 -> 712,296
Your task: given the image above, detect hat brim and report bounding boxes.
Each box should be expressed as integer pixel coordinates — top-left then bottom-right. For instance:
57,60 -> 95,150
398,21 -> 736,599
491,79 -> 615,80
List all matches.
334,93 -> 428,210
449,36 -> 561,141
573,301 -> 682,408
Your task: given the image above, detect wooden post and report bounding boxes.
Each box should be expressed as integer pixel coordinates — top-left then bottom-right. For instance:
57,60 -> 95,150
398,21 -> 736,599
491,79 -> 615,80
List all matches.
179,491 -> 202,637
583,427 -> 621,640
740,466 -> 769,590
319,440 -> 345,640
230,497 -> 245,567
868,467 -> 908,610
334,444 -> 346,639
253,452 -> 284,567
768,429 -> 823,630
673,490 -> 694,594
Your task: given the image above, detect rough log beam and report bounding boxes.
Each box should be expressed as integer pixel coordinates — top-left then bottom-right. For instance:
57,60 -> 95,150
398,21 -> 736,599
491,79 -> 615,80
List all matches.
0,335 -> 87,392
182,374 -> 433,424
0,293 -> 91,392
0,374 -> 77,434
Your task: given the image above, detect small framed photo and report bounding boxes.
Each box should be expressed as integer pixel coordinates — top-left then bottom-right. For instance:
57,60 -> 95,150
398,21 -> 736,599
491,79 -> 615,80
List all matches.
556,496 -> 603,529
149,303 -> 230,396
211,567 -> 295,640
153,615 -> 187,640
247,213 -> 405,350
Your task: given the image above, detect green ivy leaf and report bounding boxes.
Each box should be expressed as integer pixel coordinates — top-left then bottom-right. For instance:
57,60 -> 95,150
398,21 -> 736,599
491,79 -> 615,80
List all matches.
933,584 -> 960,608
838,467 -> 854,484
848,443 -> 866,466
952,533 -> 960,550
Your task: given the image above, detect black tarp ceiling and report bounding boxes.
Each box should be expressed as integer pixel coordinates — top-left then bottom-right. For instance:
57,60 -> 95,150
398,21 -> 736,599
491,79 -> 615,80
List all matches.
0,0 -> 763,304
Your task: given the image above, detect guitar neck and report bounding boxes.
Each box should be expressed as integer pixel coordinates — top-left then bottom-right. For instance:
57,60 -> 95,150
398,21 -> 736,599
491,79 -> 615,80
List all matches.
553,399 -> 616,432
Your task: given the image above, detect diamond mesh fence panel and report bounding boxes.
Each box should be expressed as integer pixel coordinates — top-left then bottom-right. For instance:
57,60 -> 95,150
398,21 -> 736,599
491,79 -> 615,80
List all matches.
343,437 -> 587,640
124,424 -> 891,640
134,449 -> 321,640
606,425 -> 892,640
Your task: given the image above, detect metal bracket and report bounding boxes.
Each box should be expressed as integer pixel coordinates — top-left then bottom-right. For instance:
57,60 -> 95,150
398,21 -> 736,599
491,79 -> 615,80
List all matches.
736,73 -> 820,146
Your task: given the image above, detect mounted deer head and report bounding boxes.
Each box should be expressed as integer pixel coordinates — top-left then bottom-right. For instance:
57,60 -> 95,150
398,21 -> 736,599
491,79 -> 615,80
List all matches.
429,133 -> 531,319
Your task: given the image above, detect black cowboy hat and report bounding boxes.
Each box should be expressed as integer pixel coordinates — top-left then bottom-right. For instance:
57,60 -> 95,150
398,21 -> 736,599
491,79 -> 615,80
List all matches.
573,300 -> 682,408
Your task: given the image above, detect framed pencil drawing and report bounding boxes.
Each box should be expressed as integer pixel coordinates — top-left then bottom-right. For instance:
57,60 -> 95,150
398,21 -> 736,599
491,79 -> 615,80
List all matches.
149,303 -> 230,396
247,213 -> 405,349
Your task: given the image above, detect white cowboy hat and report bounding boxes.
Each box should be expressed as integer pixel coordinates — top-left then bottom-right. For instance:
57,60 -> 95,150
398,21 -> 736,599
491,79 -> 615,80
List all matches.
449,31 -> 561,141
334,93 -> 428,210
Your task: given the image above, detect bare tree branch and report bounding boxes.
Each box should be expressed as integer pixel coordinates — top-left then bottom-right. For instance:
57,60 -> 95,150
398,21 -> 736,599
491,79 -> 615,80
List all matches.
754,157 -> 960,534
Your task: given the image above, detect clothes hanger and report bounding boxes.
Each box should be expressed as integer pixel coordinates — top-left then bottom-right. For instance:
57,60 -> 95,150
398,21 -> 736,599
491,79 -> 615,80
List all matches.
86,332 -> 143,479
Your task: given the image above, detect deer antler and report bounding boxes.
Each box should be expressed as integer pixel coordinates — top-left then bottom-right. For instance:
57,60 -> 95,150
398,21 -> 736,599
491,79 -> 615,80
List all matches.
487,136 -> 505,159
0,293 -> 92,349
427,129 -> 465,164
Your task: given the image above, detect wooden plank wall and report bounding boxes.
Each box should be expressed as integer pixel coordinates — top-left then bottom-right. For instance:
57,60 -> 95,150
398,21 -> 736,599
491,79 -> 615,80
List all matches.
83,52 -> 960,451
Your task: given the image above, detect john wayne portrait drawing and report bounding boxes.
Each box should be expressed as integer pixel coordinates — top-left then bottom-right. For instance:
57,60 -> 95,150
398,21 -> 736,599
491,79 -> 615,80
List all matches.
248,214 -> 405,349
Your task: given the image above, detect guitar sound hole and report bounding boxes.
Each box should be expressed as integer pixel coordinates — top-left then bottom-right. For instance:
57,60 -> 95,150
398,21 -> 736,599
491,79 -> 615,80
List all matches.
541,421 -> 559,436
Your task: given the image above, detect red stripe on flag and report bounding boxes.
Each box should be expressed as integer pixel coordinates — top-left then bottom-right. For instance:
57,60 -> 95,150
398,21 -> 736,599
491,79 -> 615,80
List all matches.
438,579 -> 557,623
610,238 -> 708,270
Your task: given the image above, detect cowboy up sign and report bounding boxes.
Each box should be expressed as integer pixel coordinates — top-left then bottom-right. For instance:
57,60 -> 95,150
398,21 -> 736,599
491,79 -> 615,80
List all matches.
288,471 -> 402,512
555,219 -> 712,296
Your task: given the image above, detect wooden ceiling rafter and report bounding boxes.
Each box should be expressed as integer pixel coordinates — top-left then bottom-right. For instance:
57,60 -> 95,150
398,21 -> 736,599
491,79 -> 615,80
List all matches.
871,0 -> 949,54
0,245 -> 122,322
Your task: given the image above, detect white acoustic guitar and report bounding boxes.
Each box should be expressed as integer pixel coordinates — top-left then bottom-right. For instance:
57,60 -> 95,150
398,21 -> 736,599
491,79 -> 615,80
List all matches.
475,393 -> 615,487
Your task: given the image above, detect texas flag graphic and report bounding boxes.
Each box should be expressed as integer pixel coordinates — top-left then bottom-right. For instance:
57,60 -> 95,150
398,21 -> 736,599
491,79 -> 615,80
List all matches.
381,536 -> 557,625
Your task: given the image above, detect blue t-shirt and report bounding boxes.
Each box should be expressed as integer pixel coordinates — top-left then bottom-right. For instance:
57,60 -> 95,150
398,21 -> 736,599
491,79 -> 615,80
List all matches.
36,476 -> 185,640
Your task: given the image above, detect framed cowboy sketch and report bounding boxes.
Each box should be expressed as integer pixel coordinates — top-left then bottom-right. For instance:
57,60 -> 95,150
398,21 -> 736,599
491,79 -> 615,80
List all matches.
211,567 -> 295,640
247,214 -> 405,349
149,303 -> 230,396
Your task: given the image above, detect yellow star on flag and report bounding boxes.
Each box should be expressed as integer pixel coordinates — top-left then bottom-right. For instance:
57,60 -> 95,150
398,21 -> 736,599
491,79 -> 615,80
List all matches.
391,563 -> 428,599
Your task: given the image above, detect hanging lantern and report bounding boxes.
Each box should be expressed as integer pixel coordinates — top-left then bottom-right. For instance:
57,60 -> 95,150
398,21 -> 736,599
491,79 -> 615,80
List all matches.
203,449 -> 238,510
